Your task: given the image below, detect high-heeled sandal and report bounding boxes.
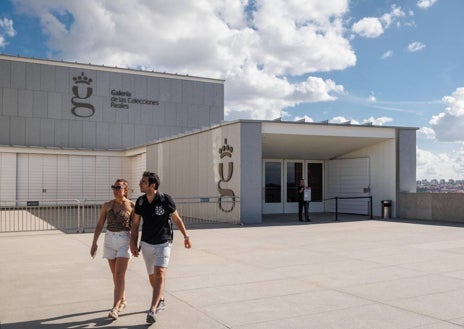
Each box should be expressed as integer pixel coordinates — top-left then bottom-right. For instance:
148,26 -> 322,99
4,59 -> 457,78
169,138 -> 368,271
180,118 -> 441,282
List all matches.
108,307 -> 119,320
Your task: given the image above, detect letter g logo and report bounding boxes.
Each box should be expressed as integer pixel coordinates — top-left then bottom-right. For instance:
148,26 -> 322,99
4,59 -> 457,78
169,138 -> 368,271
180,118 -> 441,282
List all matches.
71,72 -> 95,118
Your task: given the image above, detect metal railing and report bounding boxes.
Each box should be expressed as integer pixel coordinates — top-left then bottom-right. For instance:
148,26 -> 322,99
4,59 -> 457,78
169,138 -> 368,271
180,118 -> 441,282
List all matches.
0,196 -> 240,233
0,199 -> 81,233
324,196 -> 373,221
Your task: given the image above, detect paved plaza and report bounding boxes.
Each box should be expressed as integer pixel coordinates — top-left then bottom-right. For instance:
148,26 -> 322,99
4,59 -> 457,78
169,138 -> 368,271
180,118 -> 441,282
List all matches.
2,216 -> 464,328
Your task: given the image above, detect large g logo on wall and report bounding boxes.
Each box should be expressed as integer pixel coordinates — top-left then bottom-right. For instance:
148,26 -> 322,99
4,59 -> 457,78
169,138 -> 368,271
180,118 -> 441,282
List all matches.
217,138 -> 236,212
71,72 -> 95,117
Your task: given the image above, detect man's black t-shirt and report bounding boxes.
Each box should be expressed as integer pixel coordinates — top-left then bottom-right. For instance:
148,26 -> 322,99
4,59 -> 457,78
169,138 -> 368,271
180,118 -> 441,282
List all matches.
135,192 -> 176,245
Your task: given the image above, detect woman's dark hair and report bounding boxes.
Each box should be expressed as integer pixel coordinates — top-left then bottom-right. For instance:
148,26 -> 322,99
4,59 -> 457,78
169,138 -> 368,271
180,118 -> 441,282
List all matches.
143,171 -> 160,190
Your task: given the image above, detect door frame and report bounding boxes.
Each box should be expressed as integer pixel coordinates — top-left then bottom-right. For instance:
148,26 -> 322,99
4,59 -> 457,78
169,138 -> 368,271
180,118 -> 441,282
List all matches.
263,159 -> 325,214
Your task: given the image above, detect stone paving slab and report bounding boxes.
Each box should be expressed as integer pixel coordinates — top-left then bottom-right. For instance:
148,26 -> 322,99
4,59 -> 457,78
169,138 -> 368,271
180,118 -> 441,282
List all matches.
2,218 -> 464,328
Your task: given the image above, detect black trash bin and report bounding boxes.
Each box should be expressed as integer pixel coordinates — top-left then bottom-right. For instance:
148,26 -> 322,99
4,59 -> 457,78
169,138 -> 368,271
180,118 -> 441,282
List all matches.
381,200 -> 392,219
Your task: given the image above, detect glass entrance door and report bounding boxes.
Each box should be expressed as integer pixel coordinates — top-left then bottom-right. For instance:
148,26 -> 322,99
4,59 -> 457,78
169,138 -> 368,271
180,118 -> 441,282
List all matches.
306,162 -> 324,212
284,161 -> 303,213
263,159 -> 324,214
263,160 -> 283,213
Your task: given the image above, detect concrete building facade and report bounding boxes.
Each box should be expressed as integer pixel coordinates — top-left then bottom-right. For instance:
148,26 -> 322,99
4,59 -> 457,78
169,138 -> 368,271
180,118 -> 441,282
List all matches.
0,55 -> 418,224
145,120 -> 417,224
0,54 -> 224,202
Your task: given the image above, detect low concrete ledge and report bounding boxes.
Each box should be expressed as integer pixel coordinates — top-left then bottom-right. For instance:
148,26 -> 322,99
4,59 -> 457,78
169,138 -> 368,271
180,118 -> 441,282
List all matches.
399,192 -> 464,222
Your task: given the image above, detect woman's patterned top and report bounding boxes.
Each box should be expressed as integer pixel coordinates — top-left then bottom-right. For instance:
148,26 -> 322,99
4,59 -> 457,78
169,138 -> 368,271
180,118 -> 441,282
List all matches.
106,199 -> 134,232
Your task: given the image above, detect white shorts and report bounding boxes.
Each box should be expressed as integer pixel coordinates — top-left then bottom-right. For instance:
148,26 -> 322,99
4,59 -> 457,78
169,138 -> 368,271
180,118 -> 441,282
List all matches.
103,231 -> 131,259
141,241 -> 172,274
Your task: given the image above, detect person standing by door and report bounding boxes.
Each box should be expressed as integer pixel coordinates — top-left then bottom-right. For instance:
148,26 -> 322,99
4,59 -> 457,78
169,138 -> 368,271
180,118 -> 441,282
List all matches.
298,179 -> 310,222
130,171 -> 192,324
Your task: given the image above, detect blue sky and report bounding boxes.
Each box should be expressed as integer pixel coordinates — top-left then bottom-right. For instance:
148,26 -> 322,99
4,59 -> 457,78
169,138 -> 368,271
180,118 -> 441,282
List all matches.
0,0 -> 463,180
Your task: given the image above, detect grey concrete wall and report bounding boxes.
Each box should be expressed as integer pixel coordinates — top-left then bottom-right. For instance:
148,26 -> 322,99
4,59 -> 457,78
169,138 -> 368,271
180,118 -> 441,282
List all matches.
397,129 -> 417,193
146,122 -> 242,224
0,56 -> 223,150
239,122 -> 262,224
398,192 -> 464,222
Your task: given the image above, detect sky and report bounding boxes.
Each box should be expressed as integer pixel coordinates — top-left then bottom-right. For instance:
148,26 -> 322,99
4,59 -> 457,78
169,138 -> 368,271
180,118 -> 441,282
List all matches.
0,0 -> 463,181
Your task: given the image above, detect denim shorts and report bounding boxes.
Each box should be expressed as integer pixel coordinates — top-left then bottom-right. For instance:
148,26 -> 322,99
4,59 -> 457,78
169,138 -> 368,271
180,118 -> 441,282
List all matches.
103,231 -> 131,259
141,240 -> 172,274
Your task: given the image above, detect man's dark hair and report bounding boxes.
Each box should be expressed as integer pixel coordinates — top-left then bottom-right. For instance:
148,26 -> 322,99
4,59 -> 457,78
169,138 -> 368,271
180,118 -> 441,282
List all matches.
143,171 -> 160,190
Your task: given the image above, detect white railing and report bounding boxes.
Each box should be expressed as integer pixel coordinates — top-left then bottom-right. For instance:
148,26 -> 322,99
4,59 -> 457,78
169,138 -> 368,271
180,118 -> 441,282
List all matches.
0,199 -> 81,233
0,196 -> 240,233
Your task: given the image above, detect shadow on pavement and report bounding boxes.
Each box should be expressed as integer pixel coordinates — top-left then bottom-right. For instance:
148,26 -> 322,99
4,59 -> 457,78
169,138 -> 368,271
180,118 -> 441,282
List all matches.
2,310 -> 149,329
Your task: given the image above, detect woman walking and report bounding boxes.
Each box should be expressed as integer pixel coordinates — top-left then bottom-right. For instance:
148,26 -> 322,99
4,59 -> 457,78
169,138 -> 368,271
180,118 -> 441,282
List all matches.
90,178 -> 135,320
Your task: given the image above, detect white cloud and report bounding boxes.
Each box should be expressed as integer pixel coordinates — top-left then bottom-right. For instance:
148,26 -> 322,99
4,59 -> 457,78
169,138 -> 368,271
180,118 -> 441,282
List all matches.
328,116 -> 392,126
352,17 -> 383,38
407,41 -> 426,52
13,0 -> 355,120
380,5 -> 406,28
417,145 -> 464,180
381,50 -> 393,59
417,127 -> 436,140
0,18 -> 16,47
352,5 -> 406,38
225,69 -> 345,120
294,115 -> 314,123
430,88 -> 464,141
330,116 -> 358,124
442,88 -> 464,116
417,0 -> 438,9
362,116 -> 392,125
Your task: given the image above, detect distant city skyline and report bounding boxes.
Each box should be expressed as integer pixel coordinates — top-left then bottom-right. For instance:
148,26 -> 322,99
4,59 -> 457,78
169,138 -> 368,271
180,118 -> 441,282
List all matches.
417,178 -> 464,193
1,0 -> 463,180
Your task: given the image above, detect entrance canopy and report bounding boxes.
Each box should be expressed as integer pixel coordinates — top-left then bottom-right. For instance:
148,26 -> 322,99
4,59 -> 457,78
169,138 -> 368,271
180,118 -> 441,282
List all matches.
261,121 -> 396,159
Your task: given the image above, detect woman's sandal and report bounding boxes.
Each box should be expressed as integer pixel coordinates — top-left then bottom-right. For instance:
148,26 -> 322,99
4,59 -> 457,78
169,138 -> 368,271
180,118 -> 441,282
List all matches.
117,299 -> 127,312
108,307 -> 119,320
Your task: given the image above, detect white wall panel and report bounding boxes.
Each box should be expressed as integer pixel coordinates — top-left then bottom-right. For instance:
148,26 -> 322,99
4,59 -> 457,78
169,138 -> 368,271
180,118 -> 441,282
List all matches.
42,155 -> 57,199
95,156 -> 111,201
0,153 -> 17,201
327,158 -> 370,214
129,153 -> 146,197
17,154 -> 29,200
57,155 -> 69,199
82,156 -> 96,200
341,140 -> 396,217
6,149 -> 139,204
28,154 -> 43,201
69,156 -> 84,200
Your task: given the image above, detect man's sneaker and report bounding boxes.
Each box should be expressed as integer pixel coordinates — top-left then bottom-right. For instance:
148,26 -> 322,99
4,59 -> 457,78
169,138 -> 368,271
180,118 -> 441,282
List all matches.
156,298 -> 166,314
117,299 -> 127,312
146,309 -> 156,324
108,307 -> 119,320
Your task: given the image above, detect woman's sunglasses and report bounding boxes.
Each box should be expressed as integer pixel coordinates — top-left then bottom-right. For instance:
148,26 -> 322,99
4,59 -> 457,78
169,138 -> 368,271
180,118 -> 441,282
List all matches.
111,185 -> 124,191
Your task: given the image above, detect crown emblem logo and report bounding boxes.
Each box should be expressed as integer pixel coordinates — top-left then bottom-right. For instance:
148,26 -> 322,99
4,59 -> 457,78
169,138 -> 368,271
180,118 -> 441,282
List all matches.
73,72 -> 93,85
219,138 -> 233,158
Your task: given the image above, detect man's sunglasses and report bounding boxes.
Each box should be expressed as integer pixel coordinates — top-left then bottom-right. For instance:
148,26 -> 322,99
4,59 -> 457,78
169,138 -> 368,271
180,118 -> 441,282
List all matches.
111,185 -> 124,191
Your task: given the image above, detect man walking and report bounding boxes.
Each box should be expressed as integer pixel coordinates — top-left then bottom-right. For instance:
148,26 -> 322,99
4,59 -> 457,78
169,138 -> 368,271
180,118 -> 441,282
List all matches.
130,171 -> 192,324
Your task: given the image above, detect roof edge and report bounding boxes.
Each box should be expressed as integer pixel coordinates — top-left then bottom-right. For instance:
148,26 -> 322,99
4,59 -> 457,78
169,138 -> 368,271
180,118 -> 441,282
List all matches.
0,53 -> 224,84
